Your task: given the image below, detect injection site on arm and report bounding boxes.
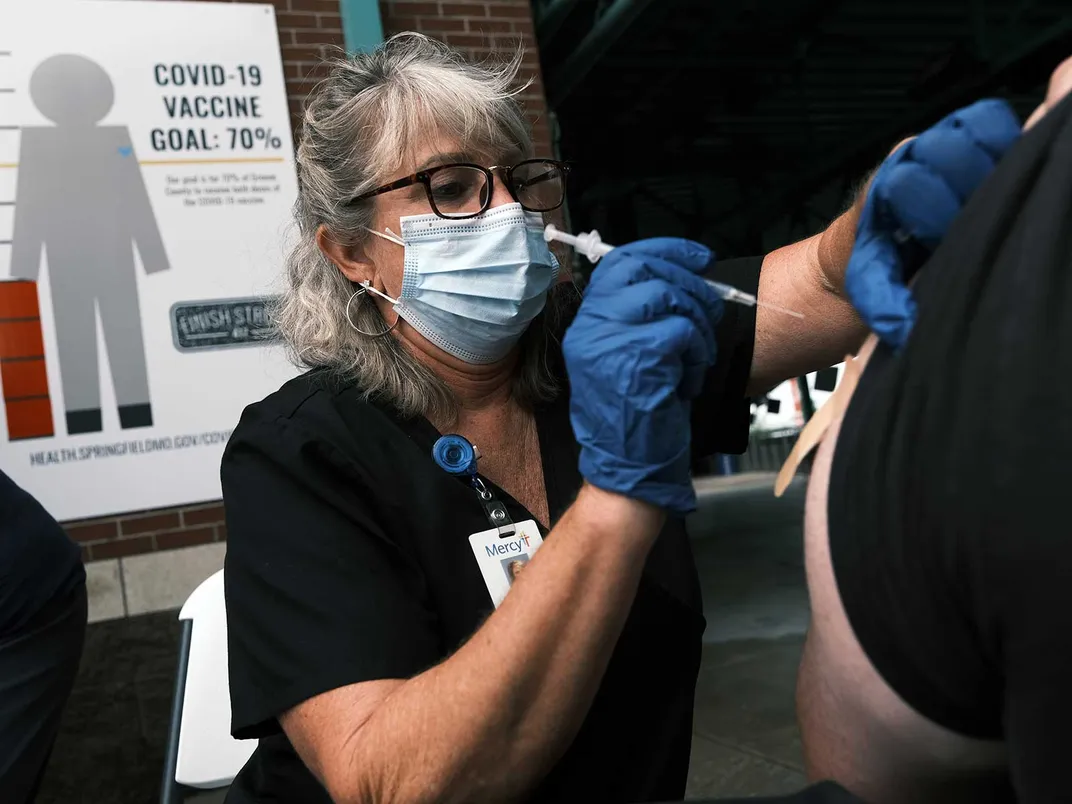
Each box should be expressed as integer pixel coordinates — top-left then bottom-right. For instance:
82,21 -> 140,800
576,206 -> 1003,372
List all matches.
544,225 -> 804,319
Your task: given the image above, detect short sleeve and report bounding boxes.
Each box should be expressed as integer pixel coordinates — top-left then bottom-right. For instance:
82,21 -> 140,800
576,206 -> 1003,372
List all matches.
691,256 -> 762,457
222,410 -> 441,739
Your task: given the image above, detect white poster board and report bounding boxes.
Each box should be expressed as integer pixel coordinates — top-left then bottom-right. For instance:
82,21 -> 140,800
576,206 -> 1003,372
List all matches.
0,1 -> 299,521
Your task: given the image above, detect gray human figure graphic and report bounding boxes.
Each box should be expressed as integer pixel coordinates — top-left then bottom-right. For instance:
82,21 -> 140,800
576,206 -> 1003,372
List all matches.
10,54 -> 169,435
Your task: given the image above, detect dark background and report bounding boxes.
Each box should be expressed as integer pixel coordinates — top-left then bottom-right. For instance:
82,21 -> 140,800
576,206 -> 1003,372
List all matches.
535,0 -> 1071,258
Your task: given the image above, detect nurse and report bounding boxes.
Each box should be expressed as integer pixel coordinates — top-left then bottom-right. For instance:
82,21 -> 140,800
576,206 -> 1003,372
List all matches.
220,31 -> 1009,804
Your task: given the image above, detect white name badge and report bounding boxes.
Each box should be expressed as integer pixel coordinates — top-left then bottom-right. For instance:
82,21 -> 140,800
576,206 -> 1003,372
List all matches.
468,519 -> 544,608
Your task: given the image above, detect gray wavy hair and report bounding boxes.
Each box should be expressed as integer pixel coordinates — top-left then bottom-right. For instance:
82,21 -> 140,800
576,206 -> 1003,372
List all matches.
274,33 -> 571,424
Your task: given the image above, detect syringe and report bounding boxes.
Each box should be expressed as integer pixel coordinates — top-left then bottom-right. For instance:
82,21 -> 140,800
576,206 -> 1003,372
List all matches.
545,224 -> 804,319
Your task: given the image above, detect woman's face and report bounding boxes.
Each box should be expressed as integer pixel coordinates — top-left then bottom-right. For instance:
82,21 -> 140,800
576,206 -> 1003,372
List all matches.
353,134 -> 522,307
318,133 -> 526,369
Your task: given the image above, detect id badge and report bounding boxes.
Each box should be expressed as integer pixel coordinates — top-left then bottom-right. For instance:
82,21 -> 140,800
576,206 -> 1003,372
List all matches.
468,519 -> 544,608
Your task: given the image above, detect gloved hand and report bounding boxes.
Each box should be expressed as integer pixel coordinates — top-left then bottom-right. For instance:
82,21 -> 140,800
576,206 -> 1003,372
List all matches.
563,238 -> 723,515
847,99 -> 1021,348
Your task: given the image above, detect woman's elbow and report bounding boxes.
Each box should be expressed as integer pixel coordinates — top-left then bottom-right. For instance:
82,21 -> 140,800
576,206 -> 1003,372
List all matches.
321,758 -> 457,804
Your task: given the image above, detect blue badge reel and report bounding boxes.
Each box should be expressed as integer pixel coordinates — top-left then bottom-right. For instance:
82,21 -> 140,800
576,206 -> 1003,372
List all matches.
432,434 -> 478,476
433,434 -> 545,608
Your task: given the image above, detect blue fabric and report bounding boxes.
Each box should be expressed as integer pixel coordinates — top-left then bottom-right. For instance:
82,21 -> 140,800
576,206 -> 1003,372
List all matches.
563,238 -> 723,514
846,99 -> 1021,348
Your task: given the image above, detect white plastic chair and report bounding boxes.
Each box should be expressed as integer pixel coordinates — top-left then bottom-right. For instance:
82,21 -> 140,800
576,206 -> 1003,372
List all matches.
160,569 -> 256,803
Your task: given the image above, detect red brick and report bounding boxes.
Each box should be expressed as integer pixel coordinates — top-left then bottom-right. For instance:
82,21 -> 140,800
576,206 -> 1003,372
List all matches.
120,512 -> 180,536
157,527 -> 216,551
287,78 -> 323,97
287,61 -> 328,79
469,19 -> 514,34
93,536 -> 155,560
391,2 -> 439,15
65,520 -> 118,543
281,44 -> 325,61
387,14 -> 421,30
275,10 -> 319,28
295,28 -> 345,45
182,504 -> 225,527
286,72 -> 323,87
492,34 -> 525,48
289,0 -> 343,10
421,18 -> 469,33
317,13 -> 344,29
443,2 -> 488,16
486,4 -> 531,18
469,45 -> 531,59
444,33 -> 490,47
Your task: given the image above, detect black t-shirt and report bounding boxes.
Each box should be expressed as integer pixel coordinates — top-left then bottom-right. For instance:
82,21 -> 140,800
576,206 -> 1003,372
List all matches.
221,258 -> 761,804
0,469 -> 84,638
827,93 -> 1072,800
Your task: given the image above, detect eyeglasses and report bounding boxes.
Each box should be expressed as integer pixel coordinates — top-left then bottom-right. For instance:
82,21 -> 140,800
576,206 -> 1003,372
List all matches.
345,158 -> 570,220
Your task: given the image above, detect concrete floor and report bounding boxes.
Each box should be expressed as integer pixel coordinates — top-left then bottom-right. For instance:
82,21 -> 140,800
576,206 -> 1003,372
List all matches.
36,475 -> 812,803
686,475 -> 809,799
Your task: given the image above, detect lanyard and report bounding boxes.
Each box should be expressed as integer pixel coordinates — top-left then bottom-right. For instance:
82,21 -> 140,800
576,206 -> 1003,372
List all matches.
433,434 -> 516,538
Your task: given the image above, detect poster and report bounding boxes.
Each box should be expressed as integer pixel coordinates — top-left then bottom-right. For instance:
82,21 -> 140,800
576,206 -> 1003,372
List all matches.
0,1 -> 299,521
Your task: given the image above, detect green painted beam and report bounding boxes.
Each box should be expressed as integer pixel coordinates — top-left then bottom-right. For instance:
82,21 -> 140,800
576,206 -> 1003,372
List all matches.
339,0 -> 384,54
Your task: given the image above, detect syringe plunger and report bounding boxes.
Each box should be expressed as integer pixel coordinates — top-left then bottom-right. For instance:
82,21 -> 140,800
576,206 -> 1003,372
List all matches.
542,224 -> 804,318
544,224 -> 614,263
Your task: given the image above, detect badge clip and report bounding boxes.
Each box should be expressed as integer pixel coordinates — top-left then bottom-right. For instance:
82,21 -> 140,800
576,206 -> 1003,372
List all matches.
433,434 -> 515,538
471,475 -> 515,539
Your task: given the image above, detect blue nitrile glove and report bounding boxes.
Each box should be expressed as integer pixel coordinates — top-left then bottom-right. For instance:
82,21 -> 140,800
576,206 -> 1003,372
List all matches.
847,99 -> 1021,348
563,238 -> 723,515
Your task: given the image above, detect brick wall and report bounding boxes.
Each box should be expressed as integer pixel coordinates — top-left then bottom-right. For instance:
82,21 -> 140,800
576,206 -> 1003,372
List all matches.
68,503 -> 227,563
65,0 -> 551,562
378,0 -> 552,155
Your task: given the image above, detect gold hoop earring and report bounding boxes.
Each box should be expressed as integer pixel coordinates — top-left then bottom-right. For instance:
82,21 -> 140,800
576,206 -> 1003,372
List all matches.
345,286 -> 399,337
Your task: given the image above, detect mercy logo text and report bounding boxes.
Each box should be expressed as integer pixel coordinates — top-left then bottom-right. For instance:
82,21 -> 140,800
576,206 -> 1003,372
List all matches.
484,533 -> 531,557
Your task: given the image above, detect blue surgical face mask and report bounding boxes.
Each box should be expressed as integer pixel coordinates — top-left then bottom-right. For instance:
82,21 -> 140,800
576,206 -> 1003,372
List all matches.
365,202 -> 559,364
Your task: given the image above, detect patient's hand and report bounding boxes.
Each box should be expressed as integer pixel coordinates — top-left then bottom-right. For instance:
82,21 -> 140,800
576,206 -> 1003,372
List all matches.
1025,55 -> 1072,131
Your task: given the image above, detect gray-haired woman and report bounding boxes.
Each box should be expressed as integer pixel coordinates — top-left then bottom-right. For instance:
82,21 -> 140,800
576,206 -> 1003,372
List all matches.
221,33 -> 870,804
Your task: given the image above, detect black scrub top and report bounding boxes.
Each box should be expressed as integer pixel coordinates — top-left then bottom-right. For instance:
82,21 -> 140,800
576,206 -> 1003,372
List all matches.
222,257 -> 761,804
0,469 -> 84,639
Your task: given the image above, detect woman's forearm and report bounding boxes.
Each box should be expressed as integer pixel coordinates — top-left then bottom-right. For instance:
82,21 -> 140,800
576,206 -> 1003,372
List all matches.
336,486 -> 665,804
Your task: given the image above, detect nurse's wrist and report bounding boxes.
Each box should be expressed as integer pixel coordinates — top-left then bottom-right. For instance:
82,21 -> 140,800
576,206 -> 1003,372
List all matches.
574,484 -> 666,542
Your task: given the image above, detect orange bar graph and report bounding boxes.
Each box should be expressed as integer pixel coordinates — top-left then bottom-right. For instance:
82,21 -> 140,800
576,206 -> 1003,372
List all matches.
0,280 -> 54,440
